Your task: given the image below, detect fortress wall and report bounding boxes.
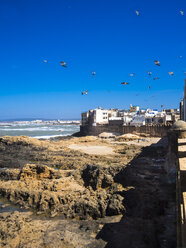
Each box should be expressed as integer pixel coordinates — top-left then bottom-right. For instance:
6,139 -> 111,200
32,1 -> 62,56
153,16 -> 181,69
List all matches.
80,124 -> 171,137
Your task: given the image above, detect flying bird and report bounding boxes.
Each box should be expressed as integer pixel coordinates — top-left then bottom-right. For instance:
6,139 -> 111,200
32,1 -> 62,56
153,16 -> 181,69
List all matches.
161,104 -> 164,108
60,61 -> 67,67
153,77 -> 159,80
154,60 -> 160,66
147,71 -> 152,76
91,71 -> 96,76
82,90 -> 88,95
43,59 -> 47,63
121,82 -> 129,85
129,73 -> 135,77
135,10 -> 140,16
168,71 -> 174,76
180,10 -> 184,16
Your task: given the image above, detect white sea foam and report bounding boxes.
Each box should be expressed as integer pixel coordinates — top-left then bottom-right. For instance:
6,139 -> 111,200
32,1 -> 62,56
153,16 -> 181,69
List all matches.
0,121 -> 80,138
0,128 -> 65,132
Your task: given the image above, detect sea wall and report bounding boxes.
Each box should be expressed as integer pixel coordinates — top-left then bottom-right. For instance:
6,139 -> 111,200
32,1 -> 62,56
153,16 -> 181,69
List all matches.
80,124 -> 171,137
169,132 -> 186,247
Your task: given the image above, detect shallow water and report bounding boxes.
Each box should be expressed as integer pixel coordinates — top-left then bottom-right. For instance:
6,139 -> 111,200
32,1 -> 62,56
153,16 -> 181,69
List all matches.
0,198 -> 28,213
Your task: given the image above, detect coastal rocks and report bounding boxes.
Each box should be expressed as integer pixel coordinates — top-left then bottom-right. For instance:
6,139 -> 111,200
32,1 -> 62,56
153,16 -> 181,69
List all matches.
0,135 -> 176,247
115,133 -> 140,142
18,164 -> 60,180
0,163 -> 126,219
0,135 -> 135,170
0,210 -> 109,248
82,165 -> 114,190
0,168 -> 20,180
98,132 -> 119,139
106,194 -> 125,216
0,136 -> 46,147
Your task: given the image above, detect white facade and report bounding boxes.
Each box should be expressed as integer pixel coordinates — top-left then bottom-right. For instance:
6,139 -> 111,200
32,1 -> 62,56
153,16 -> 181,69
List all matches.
131,115 -> 145,126
92,108 -> 109,124
108,109 -> 119,118
123,115 -> 133,125
81,105 -> 177,127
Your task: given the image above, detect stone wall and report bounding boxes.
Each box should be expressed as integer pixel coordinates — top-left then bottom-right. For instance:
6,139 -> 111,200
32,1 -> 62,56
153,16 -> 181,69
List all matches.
80,124 -> 171,137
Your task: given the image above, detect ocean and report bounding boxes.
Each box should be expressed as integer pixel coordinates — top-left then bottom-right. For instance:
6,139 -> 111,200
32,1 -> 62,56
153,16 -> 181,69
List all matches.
0,120 -> 80,139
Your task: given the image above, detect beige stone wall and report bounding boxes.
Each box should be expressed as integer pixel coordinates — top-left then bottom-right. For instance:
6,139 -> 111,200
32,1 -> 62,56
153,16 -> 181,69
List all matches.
80,124 -> 171,137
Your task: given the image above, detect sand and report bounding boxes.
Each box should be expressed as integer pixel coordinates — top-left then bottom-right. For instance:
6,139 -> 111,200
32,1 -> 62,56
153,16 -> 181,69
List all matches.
68,144 -> 115,155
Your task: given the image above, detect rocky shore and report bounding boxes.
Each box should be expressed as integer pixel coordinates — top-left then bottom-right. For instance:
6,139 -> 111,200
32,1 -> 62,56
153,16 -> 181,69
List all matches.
0,135 -> 176,247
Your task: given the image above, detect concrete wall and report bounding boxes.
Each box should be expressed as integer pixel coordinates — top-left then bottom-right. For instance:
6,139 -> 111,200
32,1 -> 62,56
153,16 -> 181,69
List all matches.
80,124 -> 171,137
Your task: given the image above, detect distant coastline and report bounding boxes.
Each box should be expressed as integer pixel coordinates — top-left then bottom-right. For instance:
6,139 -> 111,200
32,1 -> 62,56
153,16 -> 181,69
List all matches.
0,118 -> 80,122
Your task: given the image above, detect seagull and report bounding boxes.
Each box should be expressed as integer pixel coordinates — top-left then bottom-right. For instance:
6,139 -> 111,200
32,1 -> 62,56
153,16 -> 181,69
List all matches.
129,73 -> 135,77
43,59 -> 47,63
135,10 -> 140,16
168,71 -> 174,76
147,71 -> 152,76
60,61 -> 67,67
82,90 -> 88,95
180,10 -> 184,16
121,82 -> 129,85
153,77 -> 159,80
154,60 -> 160,66
91,71 -> 96,76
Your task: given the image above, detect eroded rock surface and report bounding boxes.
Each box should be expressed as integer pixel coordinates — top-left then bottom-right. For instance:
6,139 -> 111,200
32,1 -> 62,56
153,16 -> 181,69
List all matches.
0,135 -> 176,248
0,164 -> 126,220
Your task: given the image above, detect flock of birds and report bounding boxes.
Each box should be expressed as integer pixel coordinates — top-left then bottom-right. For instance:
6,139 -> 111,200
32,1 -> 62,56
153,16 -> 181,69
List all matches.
43,59 -> 95,95
42,57 -> 178,96
136,9 -> 184,16
42,9 -> 185,103
121,59 -> 175,88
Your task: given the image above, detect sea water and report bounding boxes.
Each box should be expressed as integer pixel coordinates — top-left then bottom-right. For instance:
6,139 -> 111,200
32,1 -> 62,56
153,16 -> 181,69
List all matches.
0,120 -> 80,139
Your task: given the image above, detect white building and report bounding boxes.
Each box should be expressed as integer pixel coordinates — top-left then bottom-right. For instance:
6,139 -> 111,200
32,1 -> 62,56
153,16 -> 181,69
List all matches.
108,109 -> 119,118
92,108 -> 109,124
130,115 -> 145,126
81,104 -> 177,127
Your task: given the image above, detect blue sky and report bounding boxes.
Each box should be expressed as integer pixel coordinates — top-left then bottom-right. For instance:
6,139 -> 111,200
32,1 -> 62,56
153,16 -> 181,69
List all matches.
0,0 -> 186,119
